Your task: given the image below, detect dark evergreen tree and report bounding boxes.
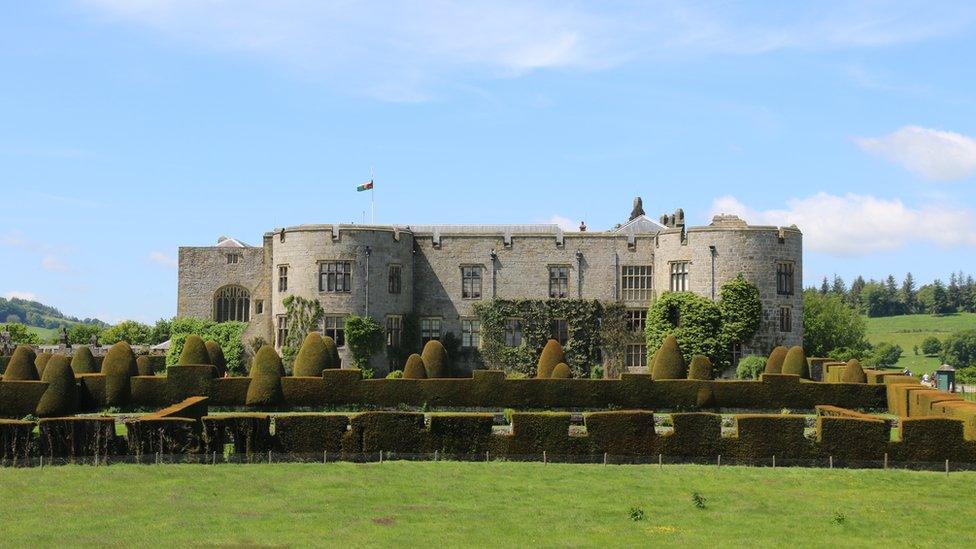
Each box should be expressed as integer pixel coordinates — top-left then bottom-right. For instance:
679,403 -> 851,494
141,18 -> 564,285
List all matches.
932,279 -> 951,315
849,276 -> 866,309
831,275 -> 846,297
820,277 -> 830,295
901,273 -> 917,314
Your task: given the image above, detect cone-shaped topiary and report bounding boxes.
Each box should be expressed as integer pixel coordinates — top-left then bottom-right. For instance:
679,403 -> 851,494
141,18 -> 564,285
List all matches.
178,335 -> 211,365
536,339 -> 565,379
764,346 -> 788,374
102,341 -> 137,405
36,355 -> 77,417
322,336 -> 340,369
292,332 -> 329,377
402,354 -> 427,379
647,346 -> 661,374
421,339 -> 449,378
34,352 -> 53,378
781,346 -> 809,378
651,335 -> 686,380
70,346 -> 98,374
246,346 -> 284,406
841,358 -> 867,383
4,345 -> 38,380
136,355 -> 155,376
687,355 -> 713,380
205,340 -> 227,377
551,362 -> 572,379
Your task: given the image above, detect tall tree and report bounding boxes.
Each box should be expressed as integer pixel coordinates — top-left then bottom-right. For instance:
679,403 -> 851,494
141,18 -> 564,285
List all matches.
949,272 -> 961,312
932,279 -> 952,315
831,275 -> 847,297
820,277 -> 830,295
901,273 -> 917,314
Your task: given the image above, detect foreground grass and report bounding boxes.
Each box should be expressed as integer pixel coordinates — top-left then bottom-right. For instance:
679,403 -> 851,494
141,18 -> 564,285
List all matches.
865,312 -> 976,375
1,462 -> 974,547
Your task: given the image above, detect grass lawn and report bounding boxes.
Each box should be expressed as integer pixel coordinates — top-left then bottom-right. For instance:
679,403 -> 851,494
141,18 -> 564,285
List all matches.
1,462 -> 974,547
26,325 -> 57,343
865,312 -> 976,375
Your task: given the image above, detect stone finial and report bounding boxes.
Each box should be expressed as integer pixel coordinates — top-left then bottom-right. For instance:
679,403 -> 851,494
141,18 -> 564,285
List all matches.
630,197 -> 645,220
579,221 -> 587,232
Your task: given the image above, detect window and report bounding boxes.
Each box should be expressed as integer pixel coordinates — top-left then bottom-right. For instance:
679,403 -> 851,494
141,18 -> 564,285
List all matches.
621,265 -> 653,301
386,315 -> 403,348
780,306 -> 792,333
226,253 -> 239,265
777,261 -> 795,296
278,265 -> 288,292
461,319 -> 481,349
625,344 -> 648,369
420,317 -> 442,345
388,265 -> 401,294
320,261 -> 352,293
550,318 -> 569,346
548,266 -> 569,298
669,262 -> 690,292
254,300 -> 264,315
504,318 -> 523,347
322,315 -> 346,346
276,315 -> 288,347
626,309 -> 647,333
461,266 -> 483,299
214,286 -> 250,323
731,343 -> 742,368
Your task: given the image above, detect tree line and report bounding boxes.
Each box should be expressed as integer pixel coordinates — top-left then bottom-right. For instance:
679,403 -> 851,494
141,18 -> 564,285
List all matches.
812,271 -> 976,317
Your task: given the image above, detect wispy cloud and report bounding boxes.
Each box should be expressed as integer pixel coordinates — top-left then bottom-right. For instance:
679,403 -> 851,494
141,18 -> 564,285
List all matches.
148,251 -> 177,269
711,193 -> 976,256
77,0 -> 976,101
41,255 -> 69,272
855,126 -> 976,181
3,291 -> 40,302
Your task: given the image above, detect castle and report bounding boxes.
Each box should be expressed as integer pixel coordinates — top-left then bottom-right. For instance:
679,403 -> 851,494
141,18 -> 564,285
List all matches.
177,197 -> 802,375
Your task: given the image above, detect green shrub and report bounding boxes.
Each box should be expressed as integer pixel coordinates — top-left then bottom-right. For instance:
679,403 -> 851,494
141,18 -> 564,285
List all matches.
34,352 -> 53,378
941,329 -> 976,368
345,315 -> 385,370
736,355 -> 766,380
385,369 -> 403,379
840,359 -> 866,383
696,386 -> 716,408
651,335 -> 686,380
687,355 -> 713,380
645,292 -> 724,369
70,346 -> 98,374
536,339 -> 565,379
4,345 -> 38,380
245,346 -> 283,406
781,346 -> 808,378
551,362 -> 572,379
205,340 -> 227,376
178,335 -> 211,365
166,319 -> 247,375
921,336 -> 942,356
101,341 -> 138,405
322,336 -> 340,369
36,355 -> 77,417
402,354 -> 427,379
865,342 -> 903,369
421,339 -> 449,378
293,332 -> 330,377
764,346 -> 787,374
135,355 -> 155,376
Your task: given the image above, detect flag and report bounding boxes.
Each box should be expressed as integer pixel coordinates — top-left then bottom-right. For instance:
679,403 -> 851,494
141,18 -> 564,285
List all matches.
357,180 -> 374,192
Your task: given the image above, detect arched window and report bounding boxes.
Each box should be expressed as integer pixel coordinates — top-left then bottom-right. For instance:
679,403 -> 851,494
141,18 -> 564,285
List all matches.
214,286 -> 250,323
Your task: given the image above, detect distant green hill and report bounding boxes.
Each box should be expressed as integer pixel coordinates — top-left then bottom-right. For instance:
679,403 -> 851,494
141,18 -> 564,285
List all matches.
0,297 -> 107,337
865,312 -> 976,375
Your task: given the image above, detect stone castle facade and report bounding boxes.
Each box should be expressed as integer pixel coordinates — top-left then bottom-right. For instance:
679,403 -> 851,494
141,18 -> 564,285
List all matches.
177,198 -> 802,375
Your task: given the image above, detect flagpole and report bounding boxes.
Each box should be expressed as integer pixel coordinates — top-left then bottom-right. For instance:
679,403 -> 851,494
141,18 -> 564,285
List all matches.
370,167 -> 375,224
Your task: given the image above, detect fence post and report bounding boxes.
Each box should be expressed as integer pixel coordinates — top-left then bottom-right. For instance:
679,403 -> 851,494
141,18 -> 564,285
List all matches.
39,455 -> 43,468
829,456 -> 833,469
435,450 -> 439,462
658,453 -> 662,469
772,455 -> 776,468
485,451 -> 489,463
268,450 -> 272,464
324,451 -> 327,464
946,459 -> 950,476
884,453 -> 888,469
717,455 -> 721,467
379,451 -> 383,464
543,451 -> 547,465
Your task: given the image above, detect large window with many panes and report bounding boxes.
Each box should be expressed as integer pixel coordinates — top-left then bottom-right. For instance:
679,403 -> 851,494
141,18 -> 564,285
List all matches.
779,306 -> 792,333
461,266 -> 483,299
777,261 -> 795,296
322,315 -> 346,346
549,266 -> 569,298
622,265 -> 653,301
276,315 -> 288,347
461,319 -> 481,349
388,265 -> 401,294
278,265 -> 288,292
420,317 -> 442,345
625,344 -> 648,369
550,318 -> 569,345
320,261 -> 352,293
386,315 -> 402,348
669,261 -> 689,292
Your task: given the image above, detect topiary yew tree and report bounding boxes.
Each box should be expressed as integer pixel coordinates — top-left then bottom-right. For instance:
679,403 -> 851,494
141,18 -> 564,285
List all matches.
34,352 -> 53,378
841,358 -> 866,383
178,335 -> 211,365
322,336 -> 341,369
422,340 -> 449,378
687,355 -> 713,380
36,355 -> 77,417
136,355 -> 155,376
536,339 -> 565,379
764,346 -> 787,374
781,346 -> 809,378
551,362 -> 572,379
246,346 -> 284,406
402,354 -> 427,379
102,341 -> 138,405
292,332 -> 330,377
645,292 -> 723,370
70,346 -> 98,374
651,335 -> 687,380
4,345 -> 38,380
205,340 -> 227,376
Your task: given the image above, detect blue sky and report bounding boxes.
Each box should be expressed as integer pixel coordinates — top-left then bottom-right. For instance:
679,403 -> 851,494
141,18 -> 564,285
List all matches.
2,1 -> 975,323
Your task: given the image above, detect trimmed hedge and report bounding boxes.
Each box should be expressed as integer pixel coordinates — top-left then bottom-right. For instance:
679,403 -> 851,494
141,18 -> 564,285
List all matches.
202,414 -> 272,458
507,412 -> 576,456
101,342 -> 137,406
36,355 -> 77,418
70,346 -> 98,374
0,419 -> 34,463
281,377 -> 328,407
734,414 -> 809,459
584,410 -> 655,455
661,413 -> 722,457
0,380 -> 49,418
274,414 -> 349,454
205,340 -> 227,377
167,365 -> 217,402
149,396 -> 210,421
427,413 -> 494,455
135,355 -> 155,376
840,359 -> 866,384
344,412 -> 426,454
816,416 -> 888,460
402,354 -> 427,379
245,347 -> 283,406
38,417 -> 116,460
292,333 -> 330,377
178,335 -> 211,366
687,355 -> 713,380
77,374 -> 106,410
421,340 -> 449,379
909,390 -> 962,418
550,362 -> 572,379
651,335 -> 686,380
933,401 -> 976,441
781,346 -> 808,378
34,352 -> 53,378
4,345 -> 38,381
125,417 -> 199,458
897,417 -> 972,462
536,339 -> 565,379
764,346 -> 787,374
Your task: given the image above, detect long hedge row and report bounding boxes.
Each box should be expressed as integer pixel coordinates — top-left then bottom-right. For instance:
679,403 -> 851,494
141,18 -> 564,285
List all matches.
3,408 -> 974,465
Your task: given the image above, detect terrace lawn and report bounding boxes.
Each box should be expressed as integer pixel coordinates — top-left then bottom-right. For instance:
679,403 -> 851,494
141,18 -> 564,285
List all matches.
865,312 -> 976,375
1,462 -> 974,547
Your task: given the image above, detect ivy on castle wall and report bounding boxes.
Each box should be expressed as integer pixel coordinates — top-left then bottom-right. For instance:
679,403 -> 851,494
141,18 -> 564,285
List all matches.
474,299 -> 621,377
281,295 -> 324,371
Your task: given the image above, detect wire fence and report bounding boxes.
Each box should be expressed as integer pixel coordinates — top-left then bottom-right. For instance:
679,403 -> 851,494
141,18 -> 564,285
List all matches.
5,452 -> 976,473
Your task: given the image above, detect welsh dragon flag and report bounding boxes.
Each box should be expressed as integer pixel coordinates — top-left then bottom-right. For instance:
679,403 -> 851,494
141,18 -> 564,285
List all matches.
357,180 -> 374,192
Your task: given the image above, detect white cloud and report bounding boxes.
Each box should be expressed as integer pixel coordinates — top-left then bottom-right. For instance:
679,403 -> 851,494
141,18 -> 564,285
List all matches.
148,251 -> 177,269
545,215 -> 579,232
4,291 -> 39,302
41,255 -> 68,272
710,193 -> 976,256
855,126 -> 976,181
77,1 -> 976,101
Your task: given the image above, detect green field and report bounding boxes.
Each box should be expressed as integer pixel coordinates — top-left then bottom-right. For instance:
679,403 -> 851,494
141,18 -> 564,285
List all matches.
1,462 -> 974,547
866,313 -> 976,375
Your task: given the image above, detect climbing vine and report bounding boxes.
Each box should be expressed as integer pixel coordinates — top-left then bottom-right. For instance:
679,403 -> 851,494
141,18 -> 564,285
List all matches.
281,295 -> 324,370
